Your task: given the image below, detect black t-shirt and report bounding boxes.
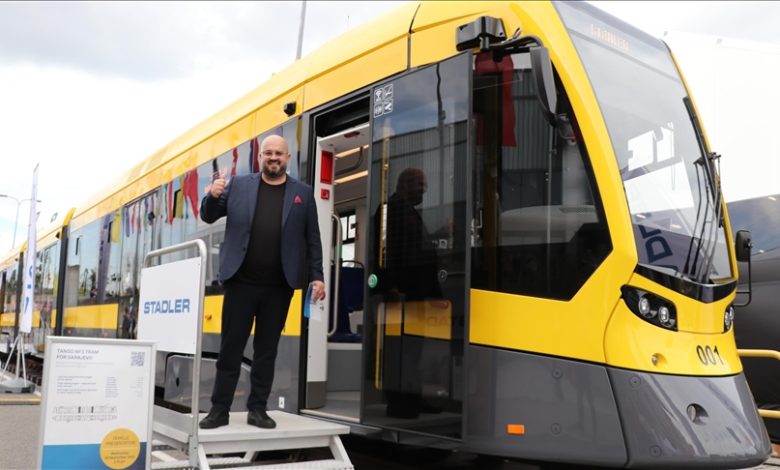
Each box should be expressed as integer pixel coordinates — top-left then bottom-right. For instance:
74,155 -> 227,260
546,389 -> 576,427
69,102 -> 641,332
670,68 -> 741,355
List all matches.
235,180 -> 286,286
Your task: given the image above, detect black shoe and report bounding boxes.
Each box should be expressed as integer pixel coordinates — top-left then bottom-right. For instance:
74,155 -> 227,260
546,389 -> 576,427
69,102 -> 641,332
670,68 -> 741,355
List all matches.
199,407 -> 229,429
247,409 -> 276,429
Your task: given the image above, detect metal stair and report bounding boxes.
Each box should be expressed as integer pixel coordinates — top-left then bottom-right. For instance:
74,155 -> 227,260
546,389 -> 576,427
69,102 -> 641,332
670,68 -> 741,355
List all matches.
152,407 -> 353,470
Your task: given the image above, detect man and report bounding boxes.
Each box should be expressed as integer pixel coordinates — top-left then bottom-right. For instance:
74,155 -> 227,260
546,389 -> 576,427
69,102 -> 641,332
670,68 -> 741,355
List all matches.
198,134 -> 325,429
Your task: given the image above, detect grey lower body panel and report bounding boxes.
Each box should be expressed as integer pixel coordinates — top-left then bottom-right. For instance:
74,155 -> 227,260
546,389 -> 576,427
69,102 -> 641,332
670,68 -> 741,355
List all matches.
465,345 -> 628,467
465,345 -> 771,468
609,368 -> 770,469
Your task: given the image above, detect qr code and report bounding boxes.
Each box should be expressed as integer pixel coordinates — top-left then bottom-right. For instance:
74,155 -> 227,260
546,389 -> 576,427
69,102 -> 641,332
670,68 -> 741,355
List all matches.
130,351 -> 145,367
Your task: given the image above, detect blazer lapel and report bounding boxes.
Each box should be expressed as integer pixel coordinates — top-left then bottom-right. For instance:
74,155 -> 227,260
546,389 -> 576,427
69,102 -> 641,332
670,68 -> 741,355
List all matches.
282,177 -> 297,228
247,173 -> 260,223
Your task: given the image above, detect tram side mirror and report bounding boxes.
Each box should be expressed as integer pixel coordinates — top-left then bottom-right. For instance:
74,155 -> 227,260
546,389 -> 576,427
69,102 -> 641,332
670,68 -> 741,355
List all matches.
735,230 -> 752,262
529,46 -> 557,126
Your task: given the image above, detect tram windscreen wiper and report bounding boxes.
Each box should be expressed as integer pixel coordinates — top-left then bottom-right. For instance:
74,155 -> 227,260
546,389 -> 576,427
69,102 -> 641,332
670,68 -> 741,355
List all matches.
682,96 -> 724,283
683,97 -> 722,220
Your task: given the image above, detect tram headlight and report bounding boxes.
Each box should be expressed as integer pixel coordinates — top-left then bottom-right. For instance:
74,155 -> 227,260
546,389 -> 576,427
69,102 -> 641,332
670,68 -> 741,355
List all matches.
658,306 -> 670,324
621,286 -> 678,331
638,296 -> 652,317
724,305 -> 735,332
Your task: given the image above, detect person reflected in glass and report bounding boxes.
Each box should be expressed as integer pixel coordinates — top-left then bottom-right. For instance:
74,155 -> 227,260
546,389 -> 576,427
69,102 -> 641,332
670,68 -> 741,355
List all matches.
383,167 -> 443,419
385,167 -> 441,301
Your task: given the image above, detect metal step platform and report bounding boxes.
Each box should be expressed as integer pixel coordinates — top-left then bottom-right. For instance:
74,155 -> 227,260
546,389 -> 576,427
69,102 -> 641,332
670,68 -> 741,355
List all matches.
152,406 -> 353,470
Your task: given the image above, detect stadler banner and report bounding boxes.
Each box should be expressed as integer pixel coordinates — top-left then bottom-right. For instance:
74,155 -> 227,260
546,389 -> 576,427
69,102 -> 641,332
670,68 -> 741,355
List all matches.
137,256 -> 202,354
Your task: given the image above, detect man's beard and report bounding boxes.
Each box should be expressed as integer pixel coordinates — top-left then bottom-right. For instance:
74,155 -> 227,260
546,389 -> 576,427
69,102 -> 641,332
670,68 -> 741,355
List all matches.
263,162 -> 287,179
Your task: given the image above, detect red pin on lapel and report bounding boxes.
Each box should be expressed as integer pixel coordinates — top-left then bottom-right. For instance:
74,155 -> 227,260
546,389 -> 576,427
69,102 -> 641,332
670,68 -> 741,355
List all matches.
294,195 -> 303,204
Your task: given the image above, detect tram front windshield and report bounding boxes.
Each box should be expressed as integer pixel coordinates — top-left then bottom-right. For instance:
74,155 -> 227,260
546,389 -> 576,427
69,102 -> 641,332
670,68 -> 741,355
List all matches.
556,2 -> 732,284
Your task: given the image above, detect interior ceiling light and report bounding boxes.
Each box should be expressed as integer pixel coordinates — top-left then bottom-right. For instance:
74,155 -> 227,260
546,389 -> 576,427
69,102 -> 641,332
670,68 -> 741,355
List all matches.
334,170 -> 368,185
335,144 -> 369,159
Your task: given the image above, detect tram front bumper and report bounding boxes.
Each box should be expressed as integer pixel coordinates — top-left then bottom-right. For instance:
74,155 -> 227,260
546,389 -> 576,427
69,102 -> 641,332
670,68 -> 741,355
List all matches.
608,369 -> 771,468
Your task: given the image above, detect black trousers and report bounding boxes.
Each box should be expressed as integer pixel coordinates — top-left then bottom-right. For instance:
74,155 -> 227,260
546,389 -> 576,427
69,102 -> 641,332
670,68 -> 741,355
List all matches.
211,280 -> 293,411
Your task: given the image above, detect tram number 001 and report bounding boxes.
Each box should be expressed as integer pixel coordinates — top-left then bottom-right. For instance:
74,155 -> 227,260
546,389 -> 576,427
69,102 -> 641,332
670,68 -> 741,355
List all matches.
696,345 -> 724,366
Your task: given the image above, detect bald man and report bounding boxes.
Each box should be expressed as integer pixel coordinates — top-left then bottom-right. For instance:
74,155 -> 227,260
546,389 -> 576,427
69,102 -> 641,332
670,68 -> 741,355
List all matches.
199,135 -> 325,429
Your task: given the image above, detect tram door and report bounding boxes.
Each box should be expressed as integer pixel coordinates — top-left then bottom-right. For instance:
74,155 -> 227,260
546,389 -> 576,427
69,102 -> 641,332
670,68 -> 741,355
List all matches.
363,52 -> 471,438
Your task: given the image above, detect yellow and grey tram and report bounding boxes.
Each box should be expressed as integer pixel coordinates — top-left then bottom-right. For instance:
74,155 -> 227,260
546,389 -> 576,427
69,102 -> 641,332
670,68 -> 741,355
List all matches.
0,2 -> 770,467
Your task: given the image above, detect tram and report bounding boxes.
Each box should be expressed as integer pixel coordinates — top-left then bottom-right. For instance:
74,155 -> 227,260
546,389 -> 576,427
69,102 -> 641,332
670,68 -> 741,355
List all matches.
0,2 -> 770,467
0,251 -> 19,342
0,210 -> 73,351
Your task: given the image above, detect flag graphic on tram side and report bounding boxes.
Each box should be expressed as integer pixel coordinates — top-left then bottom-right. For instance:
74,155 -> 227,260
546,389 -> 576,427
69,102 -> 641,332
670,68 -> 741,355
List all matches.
20,164 -> 39,334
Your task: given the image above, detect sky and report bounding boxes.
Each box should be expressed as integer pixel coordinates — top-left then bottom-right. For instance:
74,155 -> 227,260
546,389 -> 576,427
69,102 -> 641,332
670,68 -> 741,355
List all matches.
0,1 -> 778,253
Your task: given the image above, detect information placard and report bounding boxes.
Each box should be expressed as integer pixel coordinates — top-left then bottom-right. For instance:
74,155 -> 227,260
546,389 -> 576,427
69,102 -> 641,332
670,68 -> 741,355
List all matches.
38,337 -> 156,470
137,256 -> 202,354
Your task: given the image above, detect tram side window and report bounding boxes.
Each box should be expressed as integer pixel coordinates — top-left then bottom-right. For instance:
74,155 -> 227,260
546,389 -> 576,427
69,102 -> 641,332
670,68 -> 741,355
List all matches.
67,221 -> 101,306
471,52 -> 611,300
97,211 -> 122,301
159,177 -> 184,263
191,146 -> 246,233
35,243 -> 59,327
2,267 -> 17,313
0,271 -> 5,313
119,191 -> 160,297
191,150 -> 236,291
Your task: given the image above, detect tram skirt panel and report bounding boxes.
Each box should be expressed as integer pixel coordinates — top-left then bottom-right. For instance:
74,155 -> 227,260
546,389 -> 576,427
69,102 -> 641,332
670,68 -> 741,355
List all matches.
465,345 -> 627,467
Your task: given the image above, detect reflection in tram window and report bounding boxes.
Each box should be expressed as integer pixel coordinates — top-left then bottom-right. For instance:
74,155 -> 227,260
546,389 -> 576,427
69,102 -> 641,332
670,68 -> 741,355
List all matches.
67,221 -> 100,305
471,51 -> 611,300
385,168 -> 442,301
367,53 -> 469,436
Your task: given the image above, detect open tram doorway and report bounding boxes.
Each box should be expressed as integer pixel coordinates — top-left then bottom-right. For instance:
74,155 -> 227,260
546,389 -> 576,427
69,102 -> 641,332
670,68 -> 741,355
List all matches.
302,117 -> 371,424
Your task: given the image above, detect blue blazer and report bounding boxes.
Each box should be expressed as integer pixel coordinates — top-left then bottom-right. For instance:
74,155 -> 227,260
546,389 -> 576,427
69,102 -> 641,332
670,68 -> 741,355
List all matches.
200,174 -> 324,288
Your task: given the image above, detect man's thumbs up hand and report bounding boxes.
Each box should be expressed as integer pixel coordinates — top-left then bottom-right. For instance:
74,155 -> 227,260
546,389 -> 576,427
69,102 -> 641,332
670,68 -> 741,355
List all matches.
206,168 -> 228,198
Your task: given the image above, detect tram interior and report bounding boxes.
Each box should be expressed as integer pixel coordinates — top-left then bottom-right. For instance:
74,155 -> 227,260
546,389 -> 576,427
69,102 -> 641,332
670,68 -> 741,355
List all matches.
303,125 -> 369,422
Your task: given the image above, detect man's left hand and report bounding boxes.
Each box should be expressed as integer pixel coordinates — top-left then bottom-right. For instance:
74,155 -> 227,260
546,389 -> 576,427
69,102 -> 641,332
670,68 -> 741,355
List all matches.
311,280 -> 326,302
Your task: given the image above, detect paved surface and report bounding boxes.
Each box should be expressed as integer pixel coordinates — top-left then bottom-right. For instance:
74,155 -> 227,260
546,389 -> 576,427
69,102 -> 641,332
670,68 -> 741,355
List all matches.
1,398 -> 779,470
0,403 -> 41,470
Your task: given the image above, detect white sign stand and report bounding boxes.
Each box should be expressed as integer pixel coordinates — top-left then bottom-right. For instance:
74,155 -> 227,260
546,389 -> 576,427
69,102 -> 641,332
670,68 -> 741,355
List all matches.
139,239 -> 207,469
37,336 -> 156,470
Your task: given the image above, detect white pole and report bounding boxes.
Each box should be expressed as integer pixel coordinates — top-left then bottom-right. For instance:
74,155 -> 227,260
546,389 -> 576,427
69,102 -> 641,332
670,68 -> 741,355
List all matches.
11,201 -> 20,249
296,1 -> 307,60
